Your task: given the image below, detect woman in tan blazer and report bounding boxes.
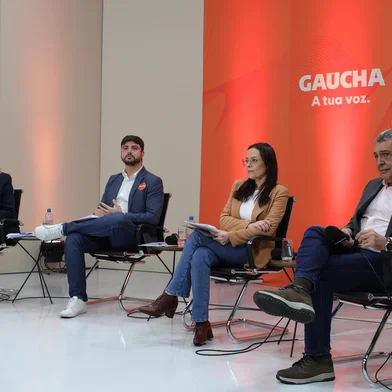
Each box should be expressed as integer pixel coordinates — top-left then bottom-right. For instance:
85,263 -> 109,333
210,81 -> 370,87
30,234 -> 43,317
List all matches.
139,143 -> 289,345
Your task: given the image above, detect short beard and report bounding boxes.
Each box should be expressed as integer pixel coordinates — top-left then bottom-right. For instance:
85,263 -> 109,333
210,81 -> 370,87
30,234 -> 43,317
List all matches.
122,156 -> 142,167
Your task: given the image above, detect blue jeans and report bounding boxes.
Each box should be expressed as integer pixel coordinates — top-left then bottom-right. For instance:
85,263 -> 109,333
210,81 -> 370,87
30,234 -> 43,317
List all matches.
166,231 -> 248,322
62,213 -> 138,301
295,226 -> 384,355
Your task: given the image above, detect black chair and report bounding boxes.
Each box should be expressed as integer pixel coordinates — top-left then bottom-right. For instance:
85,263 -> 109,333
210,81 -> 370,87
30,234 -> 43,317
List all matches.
87,193 -> 173,312
1,189 -> 23,298
0,189 -> 23,249
332,250 -> 392,386
181,196 -> 296,343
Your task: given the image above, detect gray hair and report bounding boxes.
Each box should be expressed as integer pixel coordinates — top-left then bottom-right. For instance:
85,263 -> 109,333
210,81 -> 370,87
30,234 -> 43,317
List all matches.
375,129 -> 392,143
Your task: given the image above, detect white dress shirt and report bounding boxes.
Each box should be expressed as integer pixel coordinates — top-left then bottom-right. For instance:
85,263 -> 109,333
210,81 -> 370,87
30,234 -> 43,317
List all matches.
360,180 -> 392,251
116,166 -> 143,213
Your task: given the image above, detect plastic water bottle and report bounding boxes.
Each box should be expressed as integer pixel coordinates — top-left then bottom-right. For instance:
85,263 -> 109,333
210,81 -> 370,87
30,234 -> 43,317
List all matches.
185,215 -> 194,239
44,208 -> 54,225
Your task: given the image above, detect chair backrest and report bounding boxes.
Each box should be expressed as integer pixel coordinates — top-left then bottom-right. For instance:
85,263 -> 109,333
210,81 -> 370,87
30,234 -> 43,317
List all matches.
13,189 -> 23,220
274,196 -> 295,247
156,193 -> 171,242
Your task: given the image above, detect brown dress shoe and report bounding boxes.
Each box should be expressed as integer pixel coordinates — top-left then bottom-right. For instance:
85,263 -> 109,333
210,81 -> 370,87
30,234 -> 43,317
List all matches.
138,292 -> 178,318
193,320 -> 214,346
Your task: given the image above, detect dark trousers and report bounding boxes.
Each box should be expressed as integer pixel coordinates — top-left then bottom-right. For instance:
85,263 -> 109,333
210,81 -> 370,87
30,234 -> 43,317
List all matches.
62,212 -> 137,301
295,226 -> 384,355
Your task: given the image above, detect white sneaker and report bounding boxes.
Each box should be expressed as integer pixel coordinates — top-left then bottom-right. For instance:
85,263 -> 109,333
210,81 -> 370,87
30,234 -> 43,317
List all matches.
34,224 -> 63,241
59,296 -> 87,318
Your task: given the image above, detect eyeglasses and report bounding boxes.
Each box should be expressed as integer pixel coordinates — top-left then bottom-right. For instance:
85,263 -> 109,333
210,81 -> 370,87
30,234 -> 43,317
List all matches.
242,158 -> 261,167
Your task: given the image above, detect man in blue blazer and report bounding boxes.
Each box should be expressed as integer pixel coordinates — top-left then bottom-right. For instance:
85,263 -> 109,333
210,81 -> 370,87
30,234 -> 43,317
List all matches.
0,171 -> 15,220
35,135 -> 164,318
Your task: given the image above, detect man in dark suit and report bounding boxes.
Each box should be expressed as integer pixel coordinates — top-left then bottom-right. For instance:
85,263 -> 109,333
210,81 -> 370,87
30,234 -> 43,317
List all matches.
253,129 -> 392,385
34,135 -> 164,318
0,171 -> 15,220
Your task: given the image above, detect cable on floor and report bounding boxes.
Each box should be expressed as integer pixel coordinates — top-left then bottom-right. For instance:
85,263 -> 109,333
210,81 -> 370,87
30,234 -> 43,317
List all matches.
375,352 -> 392,391
195,317 -> 285,357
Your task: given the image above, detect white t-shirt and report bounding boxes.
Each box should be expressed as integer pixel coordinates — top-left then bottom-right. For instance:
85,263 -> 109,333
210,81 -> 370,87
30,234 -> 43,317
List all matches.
239,191 -> 259,221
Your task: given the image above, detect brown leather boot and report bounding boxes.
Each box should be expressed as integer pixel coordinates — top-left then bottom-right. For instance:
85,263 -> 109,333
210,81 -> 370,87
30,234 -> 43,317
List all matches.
138,292 -> 178,318
193,320 -> 214,346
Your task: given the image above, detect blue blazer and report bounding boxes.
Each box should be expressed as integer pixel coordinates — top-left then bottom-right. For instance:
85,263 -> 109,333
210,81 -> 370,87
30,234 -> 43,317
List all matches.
0,172 -> 15,220
101,167 -> 164,226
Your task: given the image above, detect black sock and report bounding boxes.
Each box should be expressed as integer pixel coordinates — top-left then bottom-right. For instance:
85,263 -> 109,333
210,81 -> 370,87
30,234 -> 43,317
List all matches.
293,277 -> 313,292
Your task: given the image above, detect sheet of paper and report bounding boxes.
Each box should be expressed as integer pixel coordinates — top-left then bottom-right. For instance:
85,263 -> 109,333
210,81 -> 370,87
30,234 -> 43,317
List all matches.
139,242 -> 173,247
6,232 -> 35,239
184,221 -> 219,232
74,214 -> 99,222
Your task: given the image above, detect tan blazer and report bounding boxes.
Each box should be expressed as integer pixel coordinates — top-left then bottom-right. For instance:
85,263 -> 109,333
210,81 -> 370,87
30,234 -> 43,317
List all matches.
220,179 -> 289,269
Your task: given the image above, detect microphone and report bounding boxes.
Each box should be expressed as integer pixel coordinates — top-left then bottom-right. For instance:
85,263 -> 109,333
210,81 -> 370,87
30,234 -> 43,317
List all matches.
325,226 -> 350,246
165,233 -> 178,246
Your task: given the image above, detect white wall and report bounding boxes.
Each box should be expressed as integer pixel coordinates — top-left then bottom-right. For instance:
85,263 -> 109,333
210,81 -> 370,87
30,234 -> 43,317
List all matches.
0,0 -> 103,272
0,0 -> 204,275
100,1 -> 204,271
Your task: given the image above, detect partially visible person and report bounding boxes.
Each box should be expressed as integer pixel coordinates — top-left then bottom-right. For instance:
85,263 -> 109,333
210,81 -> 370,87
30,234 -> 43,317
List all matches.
253,128 -> 392,385
0,170 -> 15,220
139,142 -> 289,346
34,136 -> 164,318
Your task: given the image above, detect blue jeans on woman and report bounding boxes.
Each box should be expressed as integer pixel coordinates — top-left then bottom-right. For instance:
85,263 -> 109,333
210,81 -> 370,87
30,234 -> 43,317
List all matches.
166,231 -> 248,322
62,213 -> 138,301
295,226 -> 384,355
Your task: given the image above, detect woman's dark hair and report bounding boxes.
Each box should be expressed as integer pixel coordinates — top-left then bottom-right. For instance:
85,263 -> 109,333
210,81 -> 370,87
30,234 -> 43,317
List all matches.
233,142 -> 278,206
121,135 -> 145,152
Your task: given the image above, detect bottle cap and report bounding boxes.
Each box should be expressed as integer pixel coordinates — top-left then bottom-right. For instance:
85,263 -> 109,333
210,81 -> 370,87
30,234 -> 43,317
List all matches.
189,215 -> 194,220
47,208 -> 51,212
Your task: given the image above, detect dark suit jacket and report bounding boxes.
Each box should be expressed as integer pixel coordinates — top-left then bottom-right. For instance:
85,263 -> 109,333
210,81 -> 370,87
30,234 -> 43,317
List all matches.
101,166 -> 164,226
345,178 -> 392,293
345,178 -> 392,238
0,172 -> 15,220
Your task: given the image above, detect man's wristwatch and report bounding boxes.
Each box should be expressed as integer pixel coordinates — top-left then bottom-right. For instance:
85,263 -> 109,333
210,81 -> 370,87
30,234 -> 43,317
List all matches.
385,237 -> 392,252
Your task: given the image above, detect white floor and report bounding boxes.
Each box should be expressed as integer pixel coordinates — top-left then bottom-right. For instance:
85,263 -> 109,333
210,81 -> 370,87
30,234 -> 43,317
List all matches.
0,268 -> 391,392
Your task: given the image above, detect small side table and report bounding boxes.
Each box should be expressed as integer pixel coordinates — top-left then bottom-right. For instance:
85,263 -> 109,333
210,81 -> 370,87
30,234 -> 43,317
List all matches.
12,237 -> 54,303
149,245 -> 183,274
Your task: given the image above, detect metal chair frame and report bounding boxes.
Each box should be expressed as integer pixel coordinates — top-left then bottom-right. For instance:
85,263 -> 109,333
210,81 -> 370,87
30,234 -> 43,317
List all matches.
86,193 -> 173,313
332,292 -> 392,386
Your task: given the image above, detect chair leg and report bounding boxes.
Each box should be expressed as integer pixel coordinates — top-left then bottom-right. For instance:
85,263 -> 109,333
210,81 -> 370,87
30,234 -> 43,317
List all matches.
331,301 -> 344,318
181,298 -> 194,330
86,260 -> 155,312
155,254 -> 174,276
182,280 -> 289,343
290,321 -> 298,358
362,308 -> 392,385
85,259 -> 100,279
278,319 -> 291,345
283,268 -> 293,283
226,282 -> 288,343
333,308 -> 392,386
277,318 -> 300,357
118,262 -> 140,312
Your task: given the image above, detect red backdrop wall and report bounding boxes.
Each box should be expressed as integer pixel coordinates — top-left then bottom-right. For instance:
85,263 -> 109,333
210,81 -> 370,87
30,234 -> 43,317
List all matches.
200,0 -> 392,284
